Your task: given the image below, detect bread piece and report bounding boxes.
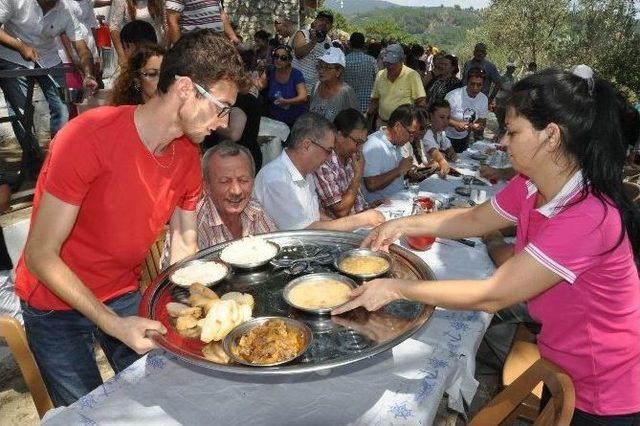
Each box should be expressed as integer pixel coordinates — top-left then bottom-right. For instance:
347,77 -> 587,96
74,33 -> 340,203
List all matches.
189,283 -> 219,300
221,292 -> 255,309
177,325 -> 201,339
200,300 -> 238,343
176,315 -> 199,331
166,302 -> 202,318
202,342 -> 230,364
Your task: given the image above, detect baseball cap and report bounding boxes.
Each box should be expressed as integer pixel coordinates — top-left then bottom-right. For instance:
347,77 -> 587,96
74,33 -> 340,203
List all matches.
382,44 -> 404,65
319,47 -> 345,67
571,64 -> 594,80
506,60 -> 517,68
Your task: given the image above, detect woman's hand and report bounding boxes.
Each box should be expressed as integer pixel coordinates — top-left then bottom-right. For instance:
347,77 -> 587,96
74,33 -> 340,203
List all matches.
273,97 -> 288,106
331,279 -> 407,315
361,220 -> 404,252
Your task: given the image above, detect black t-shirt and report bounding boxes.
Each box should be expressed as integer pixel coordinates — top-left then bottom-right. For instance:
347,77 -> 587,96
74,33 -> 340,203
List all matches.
0,173 -> 11,270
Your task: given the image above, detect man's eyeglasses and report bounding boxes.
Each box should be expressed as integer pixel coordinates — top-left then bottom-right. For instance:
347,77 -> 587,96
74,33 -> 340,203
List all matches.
139,69 -> 159,79
346,135 -> 366,145
191,79 -> 233,118
398,121 -> 418,137
273,54 -> 291,61
309,139 -> 333,155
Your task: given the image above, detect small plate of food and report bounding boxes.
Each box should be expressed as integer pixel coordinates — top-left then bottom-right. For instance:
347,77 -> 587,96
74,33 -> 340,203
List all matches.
283,273 -> 357,315
169,259 -> 230,288
334,248 -> 392,280
223,317 -> 312,367
219,237 -> 280,269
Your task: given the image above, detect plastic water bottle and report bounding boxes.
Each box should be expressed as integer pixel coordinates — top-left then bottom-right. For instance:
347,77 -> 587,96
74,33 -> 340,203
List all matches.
274,90 -> 289,110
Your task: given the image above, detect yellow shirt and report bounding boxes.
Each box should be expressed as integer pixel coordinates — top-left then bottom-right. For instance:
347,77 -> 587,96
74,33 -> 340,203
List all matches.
371,65 -> 426,121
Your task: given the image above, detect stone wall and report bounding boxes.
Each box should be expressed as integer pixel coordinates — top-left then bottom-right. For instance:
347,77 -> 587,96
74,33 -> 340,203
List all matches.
225,0 -> 319,42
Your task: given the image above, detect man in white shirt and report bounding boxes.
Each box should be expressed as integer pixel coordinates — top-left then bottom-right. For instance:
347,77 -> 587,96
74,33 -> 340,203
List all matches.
362,104 -> 424,203
253,112 -> 384,231
291,10 -> 333,93
0,0 -> 97,169
444,67 -> 488,153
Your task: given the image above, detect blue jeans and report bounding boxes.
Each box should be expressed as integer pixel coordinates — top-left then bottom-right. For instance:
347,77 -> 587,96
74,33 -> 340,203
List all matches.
21,291 -> 142,407
0,58 -> 68,164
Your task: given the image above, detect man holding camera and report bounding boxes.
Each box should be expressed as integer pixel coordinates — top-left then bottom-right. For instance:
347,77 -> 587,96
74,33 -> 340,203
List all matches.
292,10 -> 333,93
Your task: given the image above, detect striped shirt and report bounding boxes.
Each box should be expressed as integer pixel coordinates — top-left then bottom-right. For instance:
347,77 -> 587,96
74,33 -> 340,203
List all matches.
291,29 -> 331,93
344,50 -> 378,112
197,196 -> 277,249
313,151 -> 366,218
165,0 -> 224,33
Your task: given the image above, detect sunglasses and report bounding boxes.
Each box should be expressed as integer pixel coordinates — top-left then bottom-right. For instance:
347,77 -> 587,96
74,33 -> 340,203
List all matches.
273,54 -> 291,61
138,69 -> 159,79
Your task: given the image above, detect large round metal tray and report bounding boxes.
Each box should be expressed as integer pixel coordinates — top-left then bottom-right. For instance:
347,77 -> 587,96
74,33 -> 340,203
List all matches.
139,230 -> 436,375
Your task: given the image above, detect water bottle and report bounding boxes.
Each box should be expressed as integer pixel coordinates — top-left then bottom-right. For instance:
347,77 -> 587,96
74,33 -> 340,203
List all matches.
274,90 -> 289,110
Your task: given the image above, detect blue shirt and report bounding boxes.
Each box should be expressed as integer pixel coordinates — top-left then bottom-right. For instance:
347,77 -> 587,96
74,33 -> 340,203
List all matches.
267,67 -> 308,126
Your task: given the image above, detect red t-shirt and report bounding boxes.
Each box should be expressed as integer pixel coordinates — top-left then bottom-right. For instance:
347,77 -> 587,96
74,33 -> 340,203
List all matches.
15,105 -> 202,310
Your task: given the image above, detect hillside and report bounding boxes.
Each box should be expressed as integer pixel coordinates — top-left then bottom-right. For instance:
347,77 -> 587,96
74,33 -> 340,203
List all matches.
328,5 -> 482,51
323,0 -> 398,15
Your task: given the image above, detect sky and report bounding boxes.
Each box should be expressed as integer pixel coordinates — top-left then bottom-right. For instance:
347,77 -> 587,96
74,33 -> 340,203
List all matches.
385,0 -> 491,9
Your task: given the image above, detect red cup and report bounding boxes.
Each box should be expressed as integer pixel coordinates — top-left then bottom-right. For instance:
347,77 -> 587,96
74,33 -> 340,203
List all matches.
405,235 -> 436,251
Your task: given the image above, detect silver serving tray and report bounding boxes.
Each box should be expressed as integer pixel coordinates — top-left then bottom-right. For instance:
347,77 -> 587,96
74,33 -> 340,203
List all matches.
139,230 -> 436,375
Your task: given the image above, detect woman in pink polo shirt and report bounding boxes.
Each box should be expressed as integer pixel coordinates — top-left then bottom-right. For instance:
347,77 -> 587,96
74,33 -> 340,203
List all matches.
333,69 -> 640,424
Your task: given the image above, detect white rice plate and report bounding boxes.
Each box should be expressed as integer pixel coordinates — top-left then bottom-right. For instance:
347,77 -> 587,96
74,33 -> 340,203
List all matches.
220,237 -> 277,266
171,262 -> 227,287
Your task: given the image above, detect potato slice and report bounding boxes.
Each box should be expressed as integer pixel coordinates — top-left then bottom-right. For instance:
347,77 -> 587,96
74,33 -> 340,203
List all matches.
166,302 -> 202,318
189,282 -> 219,300
221,292 -> 254,309
202,342 -> 230,364
176,315 -> 199,331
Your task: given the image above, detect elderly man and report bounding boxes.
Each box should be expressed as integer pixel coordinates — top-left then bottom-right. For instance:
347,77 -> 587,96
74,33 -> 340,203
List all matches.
197,142 -> 276,248
14,31 -> 247,407
291,10 -> 333,93
253,112 -> 384,231
367,44 -> 426,126
362,105 -> 425,203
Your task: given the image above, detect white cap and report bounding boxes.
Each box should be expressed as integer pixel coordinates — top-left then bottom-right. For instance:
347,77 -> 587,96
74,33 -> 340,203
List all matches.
319,47 -> 346,68
506,59 -> 517,68
571,64 -> 594,80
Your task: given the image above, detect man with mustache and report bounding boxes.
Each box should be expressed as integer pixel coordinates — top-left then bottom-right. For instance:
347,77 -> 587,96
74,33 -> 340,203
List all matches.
197,141 -> 276,248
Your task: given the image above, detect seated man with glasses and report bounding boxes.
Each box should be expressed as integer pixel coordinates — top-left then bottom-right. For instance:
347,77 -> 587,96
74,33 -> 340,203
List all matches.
253,112 -> 384,230
362,104 -> 426,203
313,109 -> 369,218
13,30 -> 248,407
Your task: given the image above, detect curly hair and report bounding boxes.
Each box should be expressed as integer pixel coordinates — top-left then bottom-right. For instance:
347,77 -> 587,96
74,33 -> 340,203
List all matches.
157,30 -> 250,94
110,43 -> 166,106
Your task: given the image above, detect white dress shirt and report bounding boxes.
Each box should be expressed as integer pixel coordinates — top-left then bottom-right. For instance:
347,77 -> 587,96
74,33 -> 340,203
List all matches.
0,0 -> 83,68
362,128 -> 407,203
253,150 -> 320,230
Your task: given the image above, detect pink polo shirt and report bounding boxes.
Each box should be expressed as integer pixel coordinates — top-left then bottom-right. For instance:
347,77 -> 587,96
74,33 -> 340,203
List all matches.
492,172 -> 640,415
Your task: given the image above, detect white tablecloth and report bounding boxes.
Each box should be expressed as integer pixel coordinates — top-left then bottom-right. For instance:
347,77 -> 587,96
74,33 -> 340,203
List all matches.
43,147 -> 506,426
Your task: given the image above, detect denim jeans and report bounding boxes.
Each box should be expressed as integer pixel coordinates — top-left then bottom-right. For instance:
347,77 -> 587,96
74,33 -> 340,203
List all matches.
21,291 -> 142,407
0,58 -> 68,164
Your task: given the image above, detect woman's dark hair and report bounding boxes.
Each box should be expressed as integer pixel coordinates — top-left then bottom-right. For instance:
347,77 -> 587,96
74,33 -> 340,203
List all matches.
428,99 -> 451,114
507,68 -> 640,254
444,54 -> 459,75
110,43 -> 165,106
120,20 -> 157,47
333,108 -> 366,136
254,30 -> 271,43
388,104 -> 427,129
271,44 -> 293,58
367,42 -> 382,60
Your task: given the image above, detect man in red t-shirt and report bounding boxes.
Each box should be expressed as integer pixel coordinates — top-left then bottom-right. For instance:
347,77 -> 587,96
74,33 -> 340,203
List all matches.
14,30 -> 248,407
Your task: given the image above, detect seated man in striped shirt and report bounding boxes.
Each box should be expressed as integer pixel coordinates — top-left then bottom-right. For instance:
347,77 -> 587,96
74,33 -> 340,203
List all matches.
196,141 -> 276,249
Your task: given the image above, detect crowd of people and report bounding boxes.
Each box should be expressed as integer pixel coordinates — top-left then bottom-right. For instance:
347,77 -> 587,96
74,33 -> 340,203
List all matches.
0,1 -> 639,424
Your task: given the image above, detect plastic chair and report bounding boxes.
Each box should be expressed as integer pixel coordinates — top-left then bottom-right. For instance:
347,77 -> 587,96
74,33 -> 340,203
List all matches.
470,357 -> 575,425
0,315 -> 53,418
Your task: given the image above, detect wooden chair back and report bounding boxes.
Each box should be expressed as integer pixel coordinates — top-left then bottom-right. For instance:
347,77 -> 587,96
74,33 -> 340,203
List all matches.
0,315 -> 53,418
139,229 -> 167,294
471,358 -> 575,426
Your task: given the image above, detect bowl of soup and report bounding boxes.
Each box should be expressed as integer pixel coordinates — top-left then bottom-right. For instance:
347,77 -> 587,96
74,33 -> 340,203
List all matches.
283,273 -> 357,315
334,248 -> 392,280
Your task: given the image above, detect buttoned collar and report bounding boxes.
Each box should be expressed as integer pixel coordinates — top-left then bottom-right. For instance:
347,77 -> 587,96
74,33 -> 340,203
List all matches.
281,150 -> 306,183
525,170 -> 585,218
202,194 -> 263,228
